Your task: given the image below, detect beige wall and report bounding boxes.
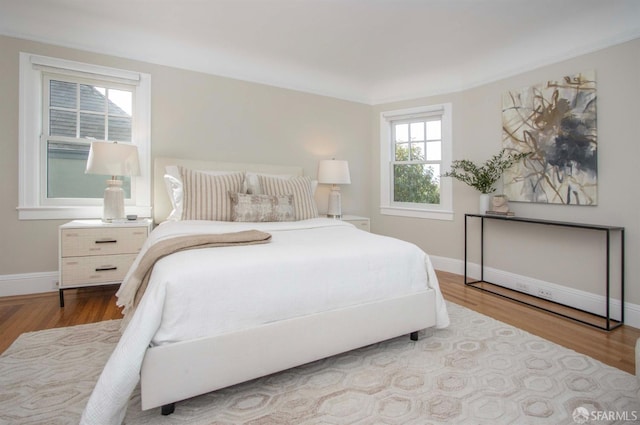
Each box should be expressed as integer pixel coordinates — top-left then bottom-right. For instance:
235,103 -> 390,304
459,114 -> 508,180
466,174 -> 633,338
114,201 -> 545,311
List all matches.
371,38 -> 640,304
0,35 -> 371,275
2,33 -> 638,308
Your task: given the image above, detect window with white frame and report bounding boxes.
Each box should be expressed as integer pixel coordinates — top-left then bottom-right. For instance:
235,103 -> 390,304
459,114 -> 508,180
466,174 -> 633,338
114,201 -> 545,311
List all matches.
380,103 -> 453,220
18,53 -> 151,220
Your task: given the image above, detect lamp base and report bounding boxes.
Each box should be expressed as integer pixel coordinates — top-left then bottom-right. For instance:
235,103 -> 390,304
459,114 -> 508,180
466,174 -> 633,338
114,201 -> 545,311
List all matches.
103,179 -> 125,222
327,187 -> 342,219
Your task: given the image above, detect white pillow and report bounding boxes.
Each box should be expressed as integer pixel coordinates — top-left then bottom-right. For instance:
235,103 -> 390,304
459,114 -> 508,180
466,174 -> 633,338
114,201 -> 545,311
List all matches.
163,165 -> 242,221
164,174 -> 184,221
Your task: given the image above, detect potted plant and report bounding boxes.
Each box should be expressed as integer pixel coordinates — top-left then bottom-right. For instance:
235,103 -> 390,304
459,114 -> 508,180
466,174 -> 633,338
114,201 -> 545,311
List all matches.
443,149 -> 530,213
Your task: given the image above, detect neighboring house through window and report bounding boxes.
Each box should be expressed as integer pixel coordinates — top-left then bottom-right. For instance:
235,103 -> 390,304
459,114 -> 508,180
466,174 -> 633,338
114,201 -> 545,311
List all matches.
18,53 -> 151,220
380,103 -> 453,220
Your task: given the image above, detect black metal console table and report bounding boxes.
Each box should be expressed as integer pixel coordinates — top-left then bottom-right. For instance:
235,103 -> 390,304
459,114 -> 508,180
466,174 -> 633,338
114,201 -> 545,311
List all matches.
464,214 -> 625,331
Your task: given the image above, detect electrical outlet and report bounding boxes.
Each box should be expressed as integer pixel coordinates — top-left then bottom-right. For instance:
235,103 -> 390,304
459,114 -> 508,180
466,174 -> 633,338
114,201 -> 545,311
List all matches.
515,282 -> 529,293
537,288 -> 553,299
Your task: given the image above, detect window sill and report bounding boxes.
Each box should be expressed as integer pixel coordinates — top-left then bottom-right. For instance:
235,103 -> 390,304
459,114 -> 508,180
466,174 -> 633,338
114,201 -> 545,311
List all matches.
17,206 -> 152,220
380,206 -> 453,221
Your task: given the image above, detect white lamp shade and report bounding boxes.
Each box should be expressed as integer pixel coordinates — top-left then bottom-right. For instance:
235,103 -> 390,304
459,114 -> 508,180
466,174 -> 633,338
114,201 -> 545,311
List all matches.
85,142 -> 140,177
317,159 -> 351,185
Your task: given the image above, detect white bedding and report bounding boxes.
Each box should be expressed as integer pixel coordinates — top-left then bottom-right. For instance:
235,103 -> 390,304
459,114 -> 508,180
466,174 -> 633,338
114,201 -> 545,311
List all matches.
80,218 -> 449,425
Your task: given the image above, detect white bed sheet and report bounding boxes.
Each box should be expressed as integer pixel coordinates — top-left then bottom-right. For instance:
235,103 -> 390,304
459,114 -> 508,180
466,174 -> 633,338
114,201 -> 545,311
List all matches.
81,218 -> 449,425
144,219 -> 443,345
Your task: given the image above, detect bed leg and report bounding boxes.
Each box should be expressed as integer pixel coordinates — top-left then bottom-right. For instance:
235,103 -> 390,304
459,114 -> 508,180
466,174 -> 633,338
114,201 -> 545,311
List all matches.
161,403 -> 175,416
410,331 -> 419,341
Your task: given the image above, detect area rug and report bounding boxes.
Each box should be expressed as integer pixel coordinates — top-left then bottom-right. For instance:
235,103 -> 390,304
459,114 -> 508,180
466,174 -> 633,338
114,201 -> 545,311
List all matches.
1,302 -> 639,425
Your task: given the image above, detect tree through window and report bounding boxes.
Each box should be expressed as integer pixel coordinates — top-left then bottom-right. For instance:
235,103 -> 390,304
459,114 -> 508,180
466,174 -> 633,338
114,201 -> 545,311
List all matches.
392,118 -> 441,204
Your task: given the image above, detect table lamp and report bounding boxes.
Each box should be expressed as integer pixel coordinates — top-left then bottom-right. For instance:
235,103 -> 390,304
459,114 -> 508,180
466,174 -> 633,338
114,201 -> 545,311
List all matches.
85,141 -> 140,222
318,159 -> 351,218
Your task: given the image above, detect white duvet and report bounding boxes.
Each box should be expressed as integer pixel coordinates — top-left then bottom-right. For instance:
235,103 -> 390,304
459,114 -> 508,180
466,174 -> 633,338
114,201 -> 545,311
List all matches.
80,218 -> 449,425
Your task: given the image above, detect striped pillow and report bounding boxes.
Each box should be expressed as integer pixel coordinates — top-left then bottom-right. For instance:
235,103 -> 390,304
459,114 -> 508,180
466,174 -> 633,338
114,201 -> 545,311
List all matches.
258,175 -> 319,220
180,167 -> 245,221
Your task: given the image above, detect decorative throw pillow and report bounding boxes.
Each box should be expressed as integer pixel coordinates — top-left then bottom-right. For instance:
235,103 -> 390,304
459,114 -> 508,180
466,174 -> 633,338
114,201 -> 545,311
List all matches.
229,192 -> 295,222
258,175 -> 319,220
180,167 -> 245,221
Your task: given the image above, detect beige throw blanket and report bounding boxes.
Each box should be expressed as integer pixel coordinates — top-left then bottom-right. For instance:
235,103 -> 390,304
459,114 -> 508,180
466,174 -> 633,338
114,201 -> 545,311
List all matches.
117,230 -> 272,325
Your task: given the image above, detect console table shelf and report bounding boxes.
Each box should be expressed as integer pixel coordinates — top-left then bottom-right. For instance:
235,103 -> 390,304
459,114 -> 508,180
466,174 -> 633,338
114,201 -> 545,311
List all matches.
464,214 -> 624,331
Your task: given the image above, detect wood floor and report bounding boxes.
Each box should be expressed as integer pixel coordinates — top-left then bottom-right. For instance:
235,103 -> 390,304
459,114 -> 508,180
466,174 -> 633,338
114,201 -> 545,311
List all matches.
438,271 -> 640,375
1,272 -> 639,375
0,284 -> 123,354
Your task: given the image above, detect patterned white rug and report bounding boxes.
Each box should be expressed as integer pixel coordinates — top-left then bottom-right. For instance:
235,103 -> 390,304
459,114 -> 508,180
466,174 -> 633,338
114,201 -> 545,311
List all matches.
1,302 -> 639,424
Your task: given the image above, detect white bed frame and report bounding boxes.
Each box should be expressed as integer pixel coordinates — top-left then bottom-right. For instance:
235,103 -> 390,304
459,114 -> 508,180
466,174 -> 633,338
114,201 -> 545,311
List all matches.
140,158 -> 438,413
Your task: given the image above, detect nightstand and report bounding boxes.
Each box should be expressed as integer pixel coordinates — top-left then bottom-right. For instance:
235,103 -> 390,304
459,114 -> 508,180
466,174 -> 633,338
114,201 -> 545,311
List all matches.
337,215 -> 370,232
58,219 -> 153,307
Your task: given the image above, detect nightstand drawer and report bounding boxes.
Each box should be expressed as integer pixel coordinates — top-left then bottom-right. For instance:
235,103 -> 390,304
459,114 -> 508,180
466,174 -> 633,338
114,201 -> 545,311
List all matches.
60,253 -> 137,286
61,227 -> 147,257
348,219 -> 370,232
339,215 -> 370,232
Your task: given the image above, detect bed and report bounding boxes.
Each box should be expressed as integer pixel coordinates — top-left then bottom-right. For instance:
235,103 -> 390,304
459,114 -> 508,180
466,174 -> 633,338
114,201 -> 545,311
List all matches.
80,158 -> 449,425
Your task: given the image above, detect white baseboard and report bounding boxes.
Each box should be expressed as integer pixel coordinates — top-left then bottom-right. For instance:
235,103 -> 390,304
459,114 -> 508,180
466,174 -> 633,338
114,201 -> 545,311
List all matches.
430,255 -> 640,329
0,272 -> 58,297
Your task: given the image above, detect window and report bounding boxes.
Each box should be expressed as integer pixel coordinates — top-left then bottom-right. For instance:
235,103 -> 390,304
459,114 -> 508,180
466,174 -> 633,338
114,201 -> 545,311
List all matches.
19,53 -> 151,220
46,76 -> 134,200
380,104 -> 453,220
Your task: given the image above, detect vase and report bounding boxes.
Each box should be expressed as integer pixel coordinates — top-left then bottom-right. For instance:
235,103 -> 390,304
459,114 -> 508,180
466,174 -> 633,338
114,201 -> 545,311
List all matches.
479,193 -> 491,214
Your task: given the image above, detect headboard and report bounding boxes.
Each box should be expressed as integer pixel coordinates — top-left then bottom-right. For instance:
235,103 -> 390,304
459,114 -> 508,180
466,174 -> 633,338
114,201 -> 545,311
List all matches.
153,157 -> 304,223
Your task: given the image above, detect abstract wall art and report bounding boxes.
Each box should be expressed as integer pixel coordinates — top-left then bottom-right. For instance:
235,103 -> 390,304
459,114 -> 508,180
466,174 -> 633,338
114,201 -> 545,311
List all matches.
502,71 -> 597,205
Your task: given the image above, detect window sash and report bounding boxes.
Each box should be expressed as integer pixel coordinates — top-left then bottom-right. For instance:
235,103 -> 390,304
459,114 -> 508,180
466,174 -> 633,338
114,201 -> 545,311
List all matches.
41,74 -> 136,205
379,104 -> 453,220
44,74 -> 133,141
389,117 -> 443,208
39,136 -> 136,206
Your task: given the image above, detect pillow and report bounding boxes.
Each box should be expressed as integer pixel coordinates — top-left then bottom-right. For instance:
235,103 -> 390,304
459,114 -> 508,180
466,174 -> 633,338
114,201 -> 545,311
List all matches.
180,167 -> 245,221
164,166 -> 243,221
258,175 -> 318,220
245,172 -> 318,195
163,174 -> 184,221
229,192 -> 294,222
245,172 -> 288,194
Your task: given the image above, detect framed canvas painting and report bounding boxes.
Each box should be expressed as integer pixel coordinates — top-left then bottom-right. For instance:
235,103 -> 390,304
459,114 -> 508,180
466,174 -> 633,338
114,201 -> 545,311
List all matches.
502,71 -> 597,205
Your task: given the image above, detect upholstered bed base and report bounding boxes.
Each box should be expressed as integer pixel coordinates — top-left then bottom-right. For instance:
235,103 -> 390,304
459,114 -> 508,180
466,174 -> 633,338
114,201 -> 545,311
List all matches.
140,157 -> 439,414
139,289 -> 437,412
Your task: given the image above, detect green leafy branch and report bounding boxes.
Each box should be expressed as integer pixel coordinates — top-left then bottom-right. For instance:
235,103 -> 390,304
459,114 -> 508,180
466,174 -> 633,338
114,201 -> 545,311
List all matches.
443,149 -> 531,194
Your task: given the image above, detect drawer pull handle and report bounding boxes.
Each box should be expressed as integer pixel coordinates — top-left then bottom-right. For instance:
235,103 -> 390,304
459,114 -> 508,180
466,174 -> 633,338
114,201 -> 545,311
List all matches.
95,239 -> 117,244
95,266 -> 117,272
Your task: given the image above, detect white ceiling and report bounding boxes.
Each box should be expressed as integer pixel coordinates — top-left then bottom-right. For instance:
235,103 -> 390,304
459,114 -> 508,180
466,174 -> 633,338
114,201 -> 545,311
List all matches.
1,0 -> 639,104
